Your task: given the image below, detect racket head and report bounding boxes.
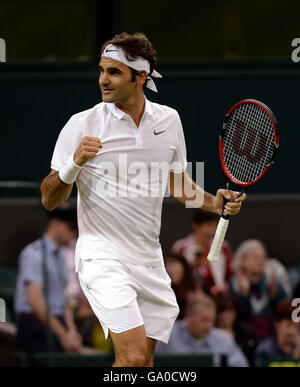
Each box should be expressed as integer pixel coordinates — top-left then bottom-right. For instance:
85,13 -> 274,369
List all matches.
219,99 -> 279,187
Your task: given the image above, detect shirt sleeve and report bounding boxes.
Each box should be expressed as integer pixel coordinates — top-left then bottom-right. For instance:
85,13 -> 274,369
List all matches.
51,115 -> 83,171
169,112 -> 188,174
226,340 -> 249,367
19,248 -> 43,287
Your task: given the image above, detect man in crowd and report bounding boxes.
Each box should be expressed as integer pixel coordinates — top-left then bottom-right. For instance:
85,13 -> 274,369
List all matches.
255,299 -> 300,365
172,209 -> 233,294
14,204 -> 82,355
155,294 -> 249,367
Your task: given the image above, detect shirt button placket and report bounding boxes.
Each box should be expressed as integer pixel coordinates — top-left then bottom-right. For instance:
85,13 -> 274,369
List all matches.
136,130 -> 142,148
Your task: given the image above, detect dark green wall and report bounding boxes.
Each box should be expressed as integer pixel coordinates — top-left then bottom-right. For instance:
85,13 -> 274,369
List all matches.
0,68 -> 297,195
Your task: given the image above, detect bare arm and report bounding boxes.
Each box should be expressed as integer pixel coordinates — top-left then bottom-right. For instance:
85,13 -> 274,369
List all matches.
168,171 -> 246,215
27,282 -> 82,351
40,169 -> 73,211
27,282 -> 68,338
64,302 -> 77,331
168,170 -> 217,212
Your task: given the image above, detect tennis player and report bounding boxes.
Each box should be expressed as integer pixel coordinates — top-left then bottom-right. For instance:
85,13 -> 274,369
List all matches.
41,32 -> 246,367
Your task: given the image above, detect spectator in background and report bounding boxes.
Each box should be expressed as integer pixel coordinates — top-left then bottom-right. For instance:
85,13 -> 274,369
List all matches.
164,253 -> 203,320
214,290 -> 256,366
255,299 -> 300,366
288,263 -> 300,297
172,209 -> 233,295
230,239 -> 288,341
75,293 -> 113,353
14,204 -> 82,355
155,294 -> 248,367
62,238 -> 82,307
233,239 -> 291,297
293,282 -> 300,299
63,237 -> 81,307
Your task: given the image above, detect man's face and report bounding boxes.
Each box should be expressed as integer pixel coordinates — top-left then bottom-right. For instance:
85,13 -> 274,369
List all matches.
55,220 -> 77,246
98,57 -> 139,104
192,220 -> 218,250
165,257 -> 185,285
242,246 -> 266,276
217,309 -> 237,329
275,319 -> 299,346
186,306 -> 216,339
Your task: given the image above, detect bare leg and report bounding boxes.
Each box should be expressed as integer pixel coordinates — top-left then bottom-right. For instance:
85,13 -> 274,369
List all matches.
110,325 -> 148,367
144,337 -> 157,367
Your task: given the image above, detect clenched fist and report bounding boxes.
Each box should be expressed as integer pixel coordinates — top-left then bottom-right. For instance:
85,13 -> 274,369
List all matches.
74,136 -> 102,166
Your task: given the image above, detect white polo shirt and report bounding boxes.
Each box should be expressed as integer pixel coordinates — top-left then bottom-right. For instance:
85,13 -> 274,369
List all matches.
51,98 -> 187,270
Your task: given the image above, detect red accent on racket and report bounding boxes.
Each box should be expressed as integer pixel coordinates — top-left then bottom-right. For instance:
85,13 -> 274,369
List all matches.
208,99 -> 279,262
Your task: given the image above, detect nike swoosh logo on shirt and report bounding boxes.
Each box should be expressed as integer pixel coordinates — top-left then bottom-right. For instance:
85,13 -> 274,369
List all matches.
154,130 -> 166,135
106,49 -> 118,52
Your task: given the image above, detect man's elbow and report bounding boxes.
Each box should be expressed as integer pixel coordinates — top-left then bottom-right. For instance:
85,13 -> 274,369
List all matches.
41,196 -> 55,211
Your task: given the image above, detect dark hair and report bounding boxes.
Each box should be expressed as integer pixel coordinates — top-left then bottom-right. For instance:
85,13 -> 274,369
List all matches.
185,294 -> 216,314
164,253 -> 196,292
191,209 -> 219,226
45,204 -> 77,231
164,252 -> 201,319
101,32 -> 157,86
214,290 -> 238,313
275,299 -> 298,322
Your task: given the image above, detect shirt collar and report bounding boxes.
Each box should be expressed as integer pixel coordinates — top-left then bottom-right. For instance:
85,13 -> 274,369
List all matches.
105,102 -> 126,120
105,96 -> 154,120
144,97 -> 153,116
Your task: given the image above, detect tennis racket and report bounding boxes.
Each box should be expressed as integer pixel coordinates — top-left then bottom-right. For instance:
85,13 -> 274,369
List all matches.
207,99 -> 279,262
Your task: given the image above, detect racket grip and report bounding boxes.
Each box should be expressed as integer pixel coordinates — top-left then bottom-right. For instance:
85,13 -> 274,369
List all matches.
207,217 -> 230,262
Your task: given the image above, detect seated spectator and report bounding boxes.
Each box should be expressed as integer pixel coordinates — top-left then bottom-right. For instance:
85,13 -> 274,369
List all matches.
230,239 -> 288,341
75,293 -> 113,353
172,209 -> 233,294
164,253 -> 203,319
255,299 -> 300,366
293,282 -> 300,299
233,239 -> 291,297
63,237 -> 82,308
14,204 -> 82,355
264,258 -> 291,297
214,290 -> 256,366
155,294 -> 248,367
289,264 -> 300,296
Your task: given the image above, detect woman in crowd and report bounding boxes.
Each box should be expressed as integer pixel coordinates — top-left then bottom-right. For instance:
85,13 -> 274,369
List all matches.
172,209 -> 233,295
164,253 -> 203,320
214,290 -> 257,366
230,239 -> 288,341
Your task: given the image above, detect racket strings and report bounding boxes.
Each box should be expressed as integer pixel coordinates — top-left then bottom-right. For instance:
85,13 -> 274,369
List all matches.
223,103 -> 275,183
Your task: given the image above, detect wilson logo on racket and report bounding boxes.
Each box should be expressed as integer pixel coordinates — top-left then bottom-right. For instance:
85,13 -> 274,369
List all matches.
232,119 -> 267,164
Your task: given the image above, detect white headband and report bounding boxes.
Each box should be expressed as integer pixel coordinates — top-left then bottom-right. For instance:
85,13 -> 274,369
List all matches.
101,44 -> 162,92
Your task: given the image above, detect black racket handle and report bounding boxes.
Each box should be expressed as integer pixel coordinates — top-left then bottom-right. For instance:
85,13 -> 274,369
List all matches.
221,188 -> 247,220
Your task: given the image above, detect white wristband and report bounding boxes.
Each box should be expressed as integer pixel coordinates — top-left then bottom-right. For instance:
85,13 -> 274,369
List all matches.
59,154 -> 82,184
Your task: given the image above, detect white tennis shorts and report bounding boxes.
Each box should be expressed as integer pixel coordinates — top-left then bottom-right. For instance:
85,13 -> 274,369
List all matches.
77,258 -> 179,344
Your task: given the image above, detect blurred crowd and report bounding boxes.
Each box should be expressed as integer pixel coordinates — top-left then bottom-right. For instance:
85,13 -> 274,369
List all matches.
1,206 -> 300,367
157,210 -> 300,366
